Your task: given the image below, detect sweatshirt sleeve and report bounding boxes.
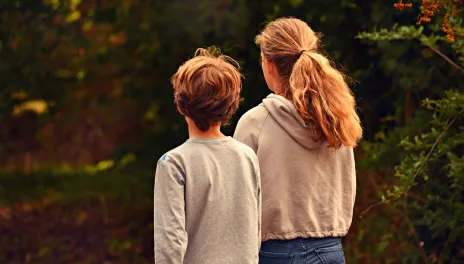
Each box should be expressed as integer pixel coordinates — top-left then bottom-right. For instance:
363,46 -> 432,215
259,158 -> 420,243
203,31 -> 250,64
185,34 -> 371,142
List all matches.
256,164 -> 262,248
154,157 -> 187,264
234,105 -> 269,153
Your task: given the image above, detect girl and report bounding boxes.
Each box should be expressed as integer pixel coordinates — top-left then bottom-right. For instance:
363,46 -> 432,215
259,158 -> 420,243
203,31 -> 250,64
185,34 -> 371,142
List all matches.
234,18 -> 362,264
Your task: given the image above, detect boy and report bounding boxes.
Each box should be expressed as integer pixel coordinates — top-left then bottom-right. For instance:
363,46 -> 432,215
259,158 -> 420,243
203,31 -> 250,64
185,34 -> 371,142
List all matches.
154,47 -> 261,264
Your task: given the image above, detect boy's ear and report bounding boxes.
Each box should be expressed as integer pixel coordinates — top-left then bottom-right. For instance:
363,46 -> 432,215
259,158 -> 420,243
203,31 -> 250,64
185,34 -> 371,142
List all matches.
176,106 -> 185,116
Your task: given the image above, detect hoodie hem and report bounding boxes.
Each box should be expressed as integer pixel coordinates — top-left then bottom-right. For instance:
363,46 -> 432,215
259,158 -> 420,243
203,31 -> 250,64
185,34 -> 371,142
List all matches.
262,230 -> 348,242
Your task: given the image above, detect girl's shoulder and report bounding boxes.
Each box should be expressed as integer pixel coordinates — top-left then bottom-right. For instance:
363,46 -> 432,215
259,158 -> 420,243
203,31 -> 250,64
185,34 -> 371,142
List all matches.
238,103 -> 269,124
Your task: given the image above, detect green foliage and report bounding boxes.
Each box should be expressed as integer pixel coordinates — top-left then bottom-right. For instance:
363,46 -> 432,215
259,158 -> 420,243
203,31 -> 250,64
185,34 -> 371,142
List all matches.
0,168 -> 153,209
1,0 -> 464,263
0,0 -> 87,115
358,1 -> 464,263
390,91 -> 464,262
391,91 -> 463,197
358,25 -> 426,41
0,169 -> 154,263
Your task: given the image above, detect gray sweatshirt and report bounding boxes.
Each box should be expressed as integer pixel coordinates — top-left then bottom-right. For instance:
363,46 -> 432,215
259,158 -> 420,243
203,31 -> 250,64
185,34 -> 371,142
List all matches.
234,94 -> 356,241
154,137 -> 261,264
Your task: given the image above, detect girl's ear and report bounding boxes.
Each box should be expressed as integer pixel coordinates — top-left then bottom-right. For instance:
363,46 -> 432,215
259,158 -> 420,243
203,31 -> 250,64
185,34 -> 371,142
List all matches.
263,58 -> 276,75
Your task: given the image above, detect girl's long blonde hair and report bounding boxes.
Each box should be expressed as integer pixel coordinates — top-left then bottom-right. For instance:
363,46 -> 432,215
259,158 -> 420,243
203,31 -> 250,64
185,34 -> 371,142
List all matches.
255,17 -> 362,148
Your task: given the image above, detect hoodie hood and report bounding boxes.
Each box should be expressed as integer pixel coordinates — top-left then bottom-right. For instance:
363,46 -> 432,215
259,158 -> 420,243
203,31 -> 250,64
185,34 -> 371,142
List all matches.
262,94 -> 322,150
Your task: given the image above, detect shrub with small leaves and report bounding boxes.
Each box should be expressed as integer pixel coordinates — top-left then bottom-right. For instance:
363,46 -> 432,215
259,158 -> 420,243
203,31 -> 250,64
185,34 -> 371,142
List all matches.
358,1 -> 464,263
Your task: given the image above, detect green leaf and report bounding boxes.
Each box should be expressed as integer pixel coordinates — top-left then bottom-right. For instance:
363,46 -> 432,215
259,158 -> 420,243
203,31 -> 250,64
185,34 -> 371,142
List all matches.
289,0 -> 304,8
37,247 -> 51,258
66,11 -> 81,23
378,241 -> 389,252
76,70 -> 86,80
341,0 -> 356,9
96,160 -> 114,171
118,153 -> 136,167
54,69 -> 73,78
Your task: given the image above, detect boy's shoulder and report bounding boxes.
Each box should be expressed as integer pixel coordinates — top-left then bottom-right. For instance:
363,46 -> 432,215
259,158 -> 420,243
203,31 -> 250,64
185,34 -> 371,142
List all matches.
230,138 -> 255,153
157,138 -> 258,165
157,143 -> 187,164
228,138 -> 259,164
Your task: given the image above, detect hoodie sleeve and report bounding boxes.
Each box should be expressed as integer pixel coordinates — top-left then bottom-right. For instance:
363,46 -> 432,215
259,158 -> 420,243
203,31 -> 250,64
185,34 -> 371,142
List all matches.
154,157 -> 187,264
234,105 -> 269,153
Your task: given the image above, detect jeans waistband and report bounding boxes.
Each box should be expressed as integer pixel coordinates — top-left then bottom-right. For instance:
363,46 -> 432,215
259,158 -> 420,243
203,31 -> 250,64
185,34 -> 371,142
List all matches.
261,237 -> 343,252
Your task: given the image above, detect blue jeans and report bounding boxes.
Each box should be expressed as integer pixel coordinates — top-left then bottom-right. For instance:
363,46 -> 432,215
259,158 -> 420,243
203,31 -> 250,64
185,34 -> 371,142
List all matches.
259,237 -> 346,264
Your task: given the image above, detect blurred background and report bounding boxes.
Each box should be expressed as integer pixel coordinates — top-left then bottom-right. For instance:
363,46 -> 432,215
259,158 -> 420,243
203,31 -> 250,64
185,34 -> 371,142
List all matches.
0,0 -> 463,263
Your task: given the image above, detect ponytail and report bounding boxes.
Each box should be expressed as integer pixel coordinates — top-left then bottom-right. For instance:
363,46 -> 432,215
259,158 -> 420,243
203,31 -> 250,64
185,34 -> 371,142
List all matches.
290,51 -> 362,148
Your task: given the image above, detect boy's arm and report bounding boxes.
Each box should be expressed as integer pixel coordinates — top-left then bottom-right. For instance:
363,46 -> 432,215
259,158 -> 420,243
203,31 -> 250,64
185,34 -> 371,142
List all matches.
154,158 -> 187,264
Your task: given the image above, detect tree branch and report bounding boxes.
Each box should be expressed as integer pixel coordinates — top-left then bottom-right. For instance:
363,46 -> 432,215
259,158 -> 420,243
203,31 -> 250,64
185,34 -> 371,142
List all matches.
403,200 -> 429,264
360,114 -> 459,218
406,114 -> 458,197
426,44 -> 464,73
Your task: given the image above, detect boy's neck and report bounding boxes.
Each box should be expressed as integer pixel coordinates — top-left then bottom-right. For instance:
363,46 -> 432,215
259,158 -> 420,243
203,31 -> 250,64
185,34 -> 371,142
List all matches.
186,118 -> 225,139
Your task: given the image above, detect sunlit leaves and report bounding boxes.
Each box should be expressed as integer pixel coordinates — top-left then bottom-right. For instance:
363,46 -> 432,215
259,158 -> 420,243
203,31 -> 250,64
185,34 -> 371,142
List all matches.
341,0 -> 356,9
12,99 -> 48,115
83,160 -> 114,174
357,25 -> 424,41
10,91 -> 28,100
65,11 -> 81,23
423,90 -> 464,117
82,20 -> 93,31
117,153 -> 136,167
43,0 -> 60,10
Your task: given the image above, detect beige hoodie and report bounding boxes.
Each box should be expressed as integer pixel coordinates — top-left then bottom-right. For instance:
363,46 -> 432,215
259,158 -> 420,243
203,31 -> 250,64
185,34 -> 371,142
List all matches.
234,94 -> 356,241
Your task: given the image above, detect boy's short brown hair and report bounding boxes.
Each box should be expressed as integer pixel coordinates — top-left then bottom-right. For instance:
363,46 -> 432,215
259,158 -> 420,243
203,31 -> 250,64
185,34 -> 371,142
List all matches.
171,47 -> 242,131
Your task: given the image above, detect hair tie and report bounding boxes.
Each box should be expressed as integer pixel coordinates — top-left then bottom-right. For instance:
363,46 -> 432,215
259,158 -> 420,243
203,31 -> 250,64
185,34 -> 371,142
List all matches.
299,49 -> 306,56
